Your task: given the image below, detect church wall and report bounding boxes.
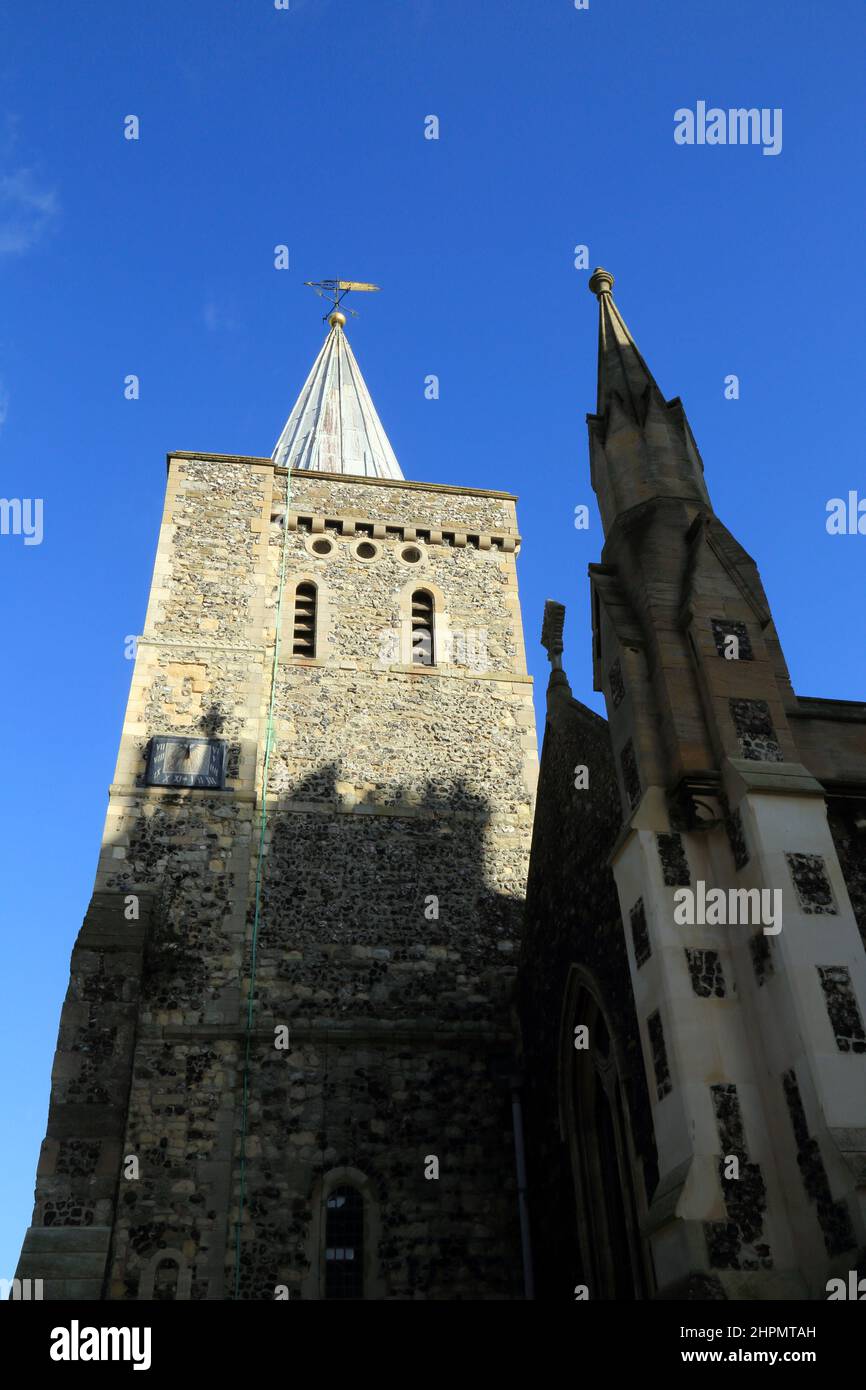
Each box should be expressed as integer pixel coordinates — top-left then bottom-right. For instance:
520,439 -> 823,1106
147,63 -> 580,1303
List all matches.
18,451 -> 538,1300
587,462 -> 866,1298
226,466 -> 536,1298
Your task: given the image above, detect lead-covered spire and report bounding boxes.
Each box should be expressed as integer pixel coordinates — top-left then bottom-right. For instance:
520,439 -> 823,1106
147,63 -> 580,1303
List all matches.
586,268 -> 710,534
272,310 -> 403,479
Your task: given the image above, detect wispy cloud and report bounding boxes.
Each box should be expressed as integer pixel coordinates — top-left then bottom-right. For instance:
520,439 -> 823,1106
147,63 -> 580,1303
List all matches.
0,167 -> 59,257
202,296 -> 240,333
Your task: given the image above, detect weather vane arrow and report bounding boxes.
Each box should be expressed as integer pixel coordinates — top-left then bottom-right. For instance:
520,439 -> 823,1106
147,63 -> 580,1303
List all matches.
303,279 -> 381,325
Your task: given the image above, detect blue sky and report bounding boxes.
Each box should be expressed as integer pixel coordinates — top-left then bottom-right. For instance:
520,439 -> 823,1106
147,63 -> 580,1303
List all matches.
1,0 -> 863,1279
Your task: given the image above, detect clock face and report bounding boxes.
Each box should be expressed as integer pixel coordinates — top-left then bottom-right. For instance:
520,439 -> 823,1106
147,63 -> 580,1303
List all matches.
146,736 -> 226,789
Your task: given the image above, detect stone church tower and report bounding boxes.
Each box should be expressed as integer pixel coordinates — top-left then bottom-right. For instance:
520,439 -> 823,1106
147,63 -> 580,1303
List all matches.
17,305 -> 538,1300
519,270 -> 866,1300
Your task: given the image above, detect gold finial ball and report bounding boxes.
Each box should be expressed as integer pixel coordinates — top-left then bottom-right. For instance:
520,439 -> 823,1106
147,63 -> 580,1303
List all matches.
328,310 -> 346,328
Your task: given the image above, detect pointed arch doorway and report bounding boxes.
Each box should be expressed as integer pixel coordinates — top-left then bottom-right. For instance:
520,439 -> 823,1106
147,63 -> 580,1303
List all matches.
560,969 -> 653,1299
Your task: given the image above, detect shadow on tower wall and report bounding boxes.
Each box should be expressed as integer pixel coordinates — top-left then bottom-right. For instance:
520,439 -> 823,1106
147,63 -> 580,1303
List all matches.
15,762 -> 530,1301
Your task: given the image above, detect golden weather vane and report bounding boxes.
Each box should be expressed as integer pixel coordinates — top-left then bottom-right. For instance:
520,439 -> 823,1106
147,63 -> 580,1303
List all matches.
304,278 -> 381,325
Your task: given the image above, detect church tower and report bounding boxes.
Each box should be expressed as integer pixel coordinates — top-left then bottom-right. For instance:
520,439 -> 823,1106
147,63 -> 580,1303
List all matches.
16,303 -> 538,1300
519,270 -> 866,1301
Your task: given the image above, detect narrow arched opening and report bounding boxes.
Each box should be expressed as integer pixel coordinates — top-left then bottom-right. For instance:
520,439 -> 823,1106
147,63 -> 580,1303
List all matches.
324,1185 -> 365,1299
292,581 -> 317,657
411,590 -> 435,666
567,984 -> 651,1299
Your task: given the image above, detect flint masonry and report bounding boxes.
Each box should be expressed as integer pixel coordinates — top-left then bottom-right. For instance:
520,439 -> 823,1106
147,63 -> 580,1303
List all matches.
17,272 -> 866,1301
16,304 -> 538,1300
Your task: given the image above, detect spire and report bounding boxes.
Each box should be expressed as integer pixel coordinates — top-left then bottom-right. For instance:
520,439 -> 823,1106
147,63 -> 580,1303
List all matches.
272,312 -> 403,479
588,267 -> 664,420
586,268 -> 711,534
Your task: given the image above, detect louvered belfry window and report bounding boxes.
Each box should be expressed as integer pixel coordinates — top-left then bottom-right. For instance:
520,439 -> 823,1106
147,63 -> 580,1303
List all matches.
292,582 -> 317,657
411,590 -> 434,666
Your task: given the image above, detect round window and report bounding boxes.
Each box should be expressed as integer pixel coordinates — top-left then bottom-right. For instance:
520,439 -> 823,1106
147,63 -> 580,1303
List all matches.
355,541 -> 378,560
311,537 -> 334,556
400,545 -> 422,564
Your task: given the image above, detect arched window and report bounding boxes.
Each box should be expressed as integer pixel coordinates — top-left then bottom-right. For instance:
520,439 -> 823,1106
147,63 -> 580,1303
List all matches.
152,1257 -> 180,1301
324,1186 -> 364,1299
138,1247 -> 192,1300
292,582 -> 317,657
303,1167 -> 383,1300
411,590 -> 434,666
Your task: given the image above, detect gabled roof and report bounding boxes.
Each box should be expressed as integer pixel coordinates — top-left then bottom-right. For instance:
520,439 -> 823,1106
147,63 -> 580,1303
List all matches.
272,316 -> 403,479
